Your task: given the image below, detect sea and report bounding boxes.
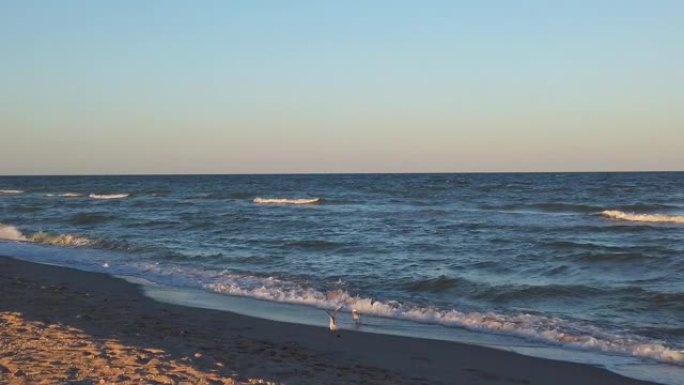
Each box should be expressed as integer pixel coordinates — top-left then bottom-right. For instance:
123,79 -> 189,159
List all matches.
1,173 -> 682,384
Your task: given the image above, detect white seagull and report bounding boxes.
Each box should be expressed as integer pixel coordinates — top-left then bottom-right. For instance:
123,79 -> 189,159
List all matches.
325,305 -> 344,336
352,308 -> 361,325
352,298 -> 375,326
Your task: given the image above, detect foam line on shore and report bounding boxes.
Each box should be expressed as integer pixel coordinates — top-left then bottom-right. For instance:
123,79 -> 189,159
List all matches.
203,274 -> 684,365
125,259 -> 684,365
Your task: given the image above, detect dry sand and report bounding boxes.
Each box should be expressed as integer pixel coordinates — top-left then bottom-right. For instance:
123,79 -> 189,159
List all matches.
0,256 -> 659,385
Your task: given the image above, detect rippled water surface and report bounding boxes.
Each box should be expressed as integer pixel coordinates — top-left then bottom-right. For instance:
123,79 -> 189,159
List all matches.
1,173 -> 683,380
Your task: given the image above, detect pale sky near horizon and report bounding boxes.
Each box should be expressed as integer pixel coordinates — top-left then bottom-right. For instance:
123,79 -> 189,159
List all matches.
1,1 -> 682,175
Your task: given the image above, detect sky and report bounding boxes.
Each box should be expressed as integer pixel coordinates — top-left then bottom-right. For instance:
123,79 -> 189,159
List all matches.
1,0 -> 682,174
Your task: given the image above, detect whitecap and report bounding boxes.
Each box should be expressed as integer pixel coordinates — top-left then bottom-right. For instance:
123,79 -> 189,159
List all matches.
89,193 -> 129,200
0,189 -> 24,195
601,210 -> 684,224
253,197 -> 320,205
28,232 -> 93,247
0,223 -> 28,241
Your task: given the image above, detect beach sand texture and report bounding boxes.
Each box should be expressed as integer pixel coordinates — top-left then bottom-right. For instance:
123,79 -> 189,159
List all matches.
0,256 -> 658,385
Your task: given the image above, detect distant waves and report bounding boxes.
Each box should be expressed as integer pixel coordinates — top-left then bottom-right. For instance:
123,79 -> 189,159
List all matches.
89,193 -> 129,200
253,197 -> 321,205
4,191 -> 316,204
478,201 -> 684,225
1,190 -> 129,199
0,189 -> 24,195
601,210 -> 684,224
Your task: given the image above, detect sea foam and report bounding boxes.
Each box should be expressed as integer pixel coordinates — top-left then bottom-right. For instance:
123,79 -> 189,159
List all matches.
46,192 -> 83,198
0,223 -> 28,241
601,210 -> 684,224
89,193 -> 129,200
0,189 -> 24,195
253,197 -> 321,205
197,270 -> 684,365
28,232 -> 93,247
0,223 -> 93,247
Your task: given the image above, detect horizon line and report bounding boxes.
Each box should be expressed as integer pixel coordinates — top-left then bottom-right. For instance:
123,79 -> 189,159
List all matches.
1,170 -> 682,177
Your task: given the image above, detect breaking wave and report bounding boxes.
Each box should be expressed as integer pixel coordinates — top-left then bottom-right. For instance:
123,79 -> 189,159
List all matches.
89,193 -> 129,200
0,223 -> 26,241
28,232 -> 93,247
200,271 -> 684,365
253,197 -> 321,205
47,192 -> 83,198
0,189 -> 24,195
0,223 -> 93,247
601,210 -> 684,224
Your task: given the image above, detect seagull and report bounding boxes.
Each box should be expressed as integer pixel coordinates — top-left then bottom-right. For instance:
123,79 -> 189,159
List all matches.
352,308 -> 361,325
352,298 -> 375,326
325,305 -> 344,337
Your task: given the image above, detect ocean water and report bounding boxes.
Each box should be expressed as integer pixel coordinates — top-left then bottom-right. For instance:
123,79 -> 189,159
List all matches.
1,173 -> 683,383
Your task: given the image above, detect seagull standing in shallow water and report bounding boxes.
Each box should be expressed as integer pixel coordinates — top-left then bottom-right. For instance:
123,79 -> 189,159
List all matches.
352,308 -> 361,325
325,305 -> 344,337
353,298 -> 375,326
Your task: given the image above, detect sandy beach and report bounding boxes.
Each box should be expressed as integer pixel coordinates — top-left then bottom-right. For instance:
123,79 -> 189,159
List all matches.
0,255 -> 660,385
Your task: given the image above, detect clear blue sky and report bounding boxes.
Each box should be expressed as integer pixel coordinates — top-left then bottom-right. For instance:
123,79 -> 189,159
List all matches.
1,0 -> 682,174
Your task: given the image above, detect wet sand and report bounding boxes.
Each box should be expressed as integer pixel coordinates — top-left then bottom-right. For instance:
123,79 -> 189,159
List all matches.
0,256 -> 659,385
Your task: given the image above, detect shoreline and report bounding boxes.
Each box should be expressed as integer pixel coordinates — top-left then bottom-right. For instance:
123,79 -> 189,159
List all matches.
0,255 -> 661,385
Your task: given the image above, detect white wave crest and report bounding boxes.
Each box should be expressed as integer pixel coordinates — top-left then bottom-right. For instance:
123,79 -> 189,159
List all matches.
253,197 -> 321,205
45,192 -> 82,198
0,224 -> 28,241
203,272 -> 684,365
601,210 -> 684,224
28,232 -> 93,247
0,189 -> 24,195
89,193 -> 129,200
0,223 -> 93,247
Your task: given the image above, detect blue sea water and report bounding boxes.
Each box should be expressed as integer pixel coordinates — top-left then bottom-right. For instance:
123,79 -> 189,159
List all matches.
1,173 -> 683,384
